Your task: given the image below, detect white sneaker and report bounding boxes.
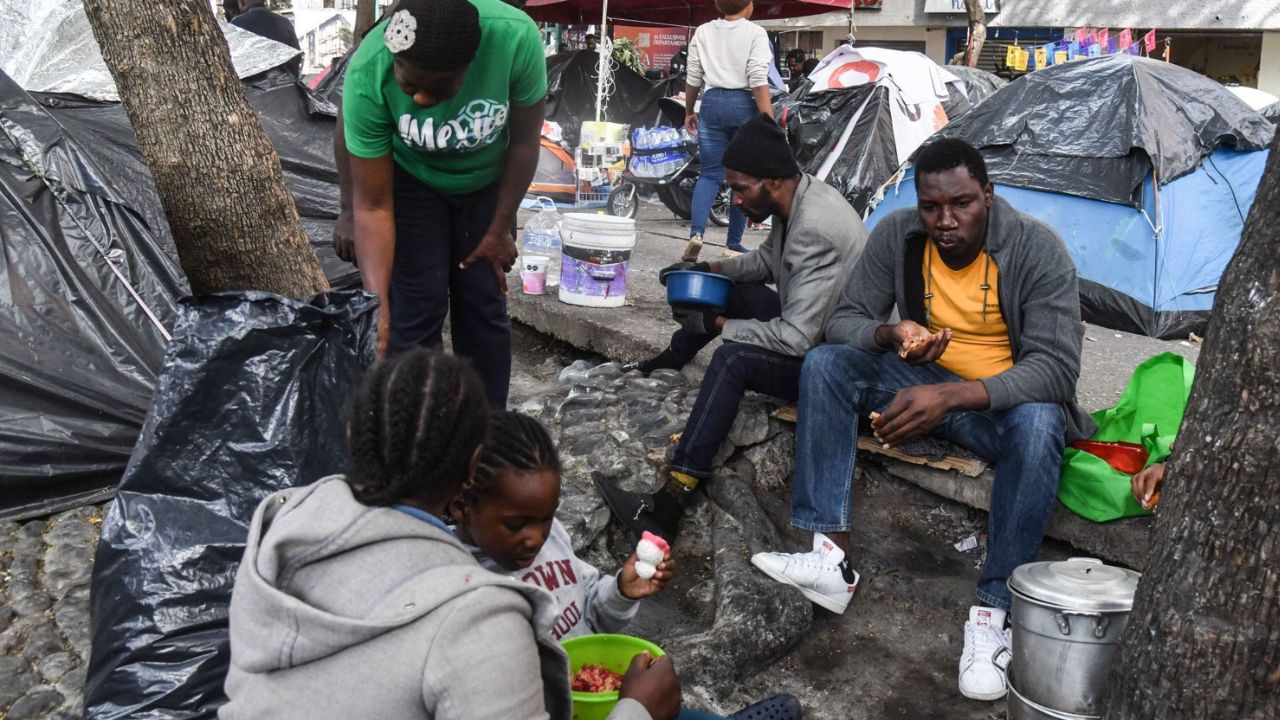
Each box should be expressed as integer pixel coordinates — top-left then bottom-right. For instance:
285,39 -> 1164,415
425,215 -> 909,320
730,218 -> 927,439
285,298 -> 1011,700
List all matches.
958,606 -> 1012,701
750,533 -> 858,614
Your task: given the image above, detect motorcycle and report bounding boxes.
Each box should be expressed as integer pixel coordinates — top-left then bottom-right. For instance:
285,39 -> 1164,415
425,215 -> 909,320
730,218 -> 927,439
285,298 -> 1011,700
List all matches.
606,96 -> 731,227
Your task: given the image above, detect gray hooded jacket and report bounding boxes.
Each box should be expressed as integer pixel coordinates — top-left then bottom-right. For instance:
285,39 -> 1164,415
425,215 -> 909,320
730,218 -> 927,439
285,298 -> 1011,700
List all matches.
219,476 -> 650,720
826,195 -> 1096,441
716,174 -> 867,356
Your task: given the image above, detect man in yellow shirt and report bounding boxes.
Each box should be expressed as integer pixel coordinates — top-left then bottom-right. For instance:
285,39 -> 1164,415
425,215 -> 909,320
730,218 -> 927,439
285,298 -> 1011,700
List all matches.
751,138 -> 1095,703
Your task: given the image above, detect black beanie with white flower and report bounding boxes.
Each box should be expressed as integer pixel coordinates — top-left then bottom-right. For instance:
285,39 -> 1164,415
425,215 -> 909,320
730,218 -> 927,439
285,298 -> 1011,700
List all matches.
384,0 -> 481,71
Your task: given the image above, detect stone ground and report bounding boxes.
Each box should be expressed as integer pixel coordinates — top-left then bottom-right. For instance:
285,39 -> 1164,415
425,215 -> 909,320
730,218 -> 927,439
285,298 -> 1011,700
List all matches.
0,508 -> 98,719
0,321 -> 1047,719
1,199 -> 1170,719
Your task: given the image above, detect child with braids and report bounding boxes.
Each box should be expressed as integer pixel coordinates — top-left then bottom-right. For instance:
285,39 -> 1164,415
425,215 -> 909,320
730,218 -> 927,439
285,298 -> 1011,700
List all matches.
452,411 -> 676,640
454,413 -> 807,720
221,349 -> 681,720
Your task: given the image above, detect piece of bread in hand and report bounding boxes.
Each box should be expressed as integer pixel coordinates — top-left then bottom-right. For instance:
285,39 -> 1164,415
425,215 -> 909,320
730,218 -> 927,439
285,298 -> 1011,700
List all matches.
898,335 -> 927,359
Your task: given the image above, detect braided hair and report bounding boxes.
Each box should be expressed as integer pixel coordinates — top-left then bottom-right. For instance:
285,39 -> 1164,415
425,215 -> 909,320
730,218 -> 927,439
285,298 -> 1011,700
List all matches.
347,348 -> 490,506
465,411 -> 561,505
384,0 -> 481,72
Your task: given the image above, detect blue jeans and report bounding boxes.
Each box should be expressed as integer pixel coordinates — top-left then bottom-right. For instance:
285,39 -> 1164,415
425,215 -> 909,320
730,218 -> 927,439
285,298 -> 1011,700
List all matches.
390,164 -> 511,407
792,345 -> 1067,610
669,285 -> 800,479
691,88 -> 757,248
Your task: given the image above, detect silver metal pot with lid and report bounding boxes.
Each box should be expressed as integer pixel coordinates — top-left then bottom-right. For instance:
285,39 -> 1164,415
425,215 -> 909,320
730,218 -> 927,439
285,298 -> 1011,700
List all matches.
1008,558 -> 1141,717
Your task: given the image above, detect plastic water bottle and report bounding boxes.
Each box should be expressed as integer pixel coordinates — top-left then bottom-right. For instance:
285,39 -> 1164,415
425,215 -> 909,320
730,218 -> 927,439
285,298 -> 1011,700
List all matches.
522,197 -> 563,287
637,127 -> 650,176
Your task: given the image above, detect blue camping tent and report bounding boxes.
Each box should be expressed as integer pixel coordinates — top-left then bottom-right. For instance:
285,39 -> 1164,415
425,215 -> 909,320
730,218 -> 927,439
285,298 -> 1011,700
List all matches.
869,55 -> 1273,339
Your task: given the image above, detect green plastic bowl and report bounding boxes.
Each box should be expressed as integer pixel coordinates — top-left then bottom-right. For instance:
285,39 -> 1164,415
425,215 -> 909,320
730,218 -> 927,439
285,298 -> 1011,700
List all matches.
562,633 -> 665,720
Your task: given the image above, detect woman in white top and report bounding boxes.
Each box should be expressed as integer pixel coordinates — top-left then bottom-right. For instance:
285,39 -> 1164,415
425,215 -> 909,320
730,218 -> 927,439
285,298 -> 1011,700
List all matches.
683,0 -> 775,253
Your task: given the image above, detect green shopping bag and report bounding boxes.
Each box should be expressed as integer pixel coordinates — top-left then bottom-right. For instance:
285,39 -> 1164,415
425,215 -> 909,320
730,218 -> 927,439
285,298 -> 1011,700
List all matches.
1058,352 -> 1195,522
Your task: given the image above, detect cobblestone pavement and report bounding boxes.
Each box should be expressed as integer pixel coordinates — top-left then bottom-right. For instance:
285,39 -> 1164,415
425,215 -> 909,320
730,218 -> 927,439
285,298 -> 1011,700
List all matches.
0,506 -> 102,718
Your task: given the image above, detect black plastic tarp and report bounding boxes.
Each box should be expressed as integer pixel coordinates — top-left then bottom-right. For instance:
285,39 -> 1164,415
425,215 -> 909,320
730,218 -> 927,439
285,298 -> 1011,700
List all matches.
545,50 -> 670,146
940,65 -> 1005,122
1263,100 -> 1280,125
0,67 -> 357,520
776,84 -> 899,214
0,71 -> 186,520
937,54 -> 1275,206
84,290 -> 376,720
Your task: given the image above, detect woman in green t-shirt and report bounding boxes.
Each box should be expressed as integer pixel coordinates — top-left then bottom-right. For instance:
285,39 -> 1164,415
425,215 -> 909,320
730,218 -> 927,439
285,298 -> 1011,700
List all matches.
336,0 -> 546,407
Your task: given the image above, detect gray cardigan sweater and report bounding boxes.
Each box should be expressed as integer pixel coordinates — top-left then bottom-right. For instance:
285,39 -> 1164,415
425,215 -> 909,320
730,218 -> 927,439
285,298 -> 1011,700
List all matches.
827,195 -> 1096,442
717,174 -> 868,356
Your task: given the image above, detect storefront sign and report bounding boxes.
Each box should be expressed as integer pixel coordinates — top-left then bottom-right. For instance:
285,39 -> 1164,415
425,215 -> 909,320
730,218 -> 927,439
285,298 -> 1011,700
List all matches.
924,0 -> 998,13
612,25 -> 689,71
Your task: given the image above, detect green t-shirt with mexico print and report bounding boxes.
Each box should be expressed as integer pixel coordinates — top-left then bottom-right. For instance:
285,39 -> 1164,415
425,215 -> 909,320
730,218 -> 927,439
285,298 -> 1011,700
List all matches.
342,0 -> 547,195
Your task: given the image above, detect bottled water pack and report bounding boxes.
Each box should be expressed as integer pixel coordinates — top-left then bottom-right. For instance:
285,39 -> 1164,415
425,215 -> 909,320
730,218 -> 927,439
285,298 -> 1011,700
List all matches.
631,127 -> 689,178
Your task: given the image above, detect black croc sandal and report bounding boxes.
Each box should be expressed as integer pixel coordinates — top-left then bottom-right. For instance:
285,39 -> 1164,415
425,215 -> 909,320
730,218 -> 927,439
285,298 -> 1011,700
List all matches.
728,693 -> 804,720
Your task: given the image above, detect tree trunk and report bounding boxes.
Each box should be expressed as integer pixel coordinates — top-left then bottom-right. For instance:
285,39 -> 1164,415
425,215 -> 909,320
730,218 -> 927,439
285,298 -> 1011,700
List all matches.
355,0 -> 378,40
81,0 -> 329,299
963,0 -> 986,68
1103,121 -> 1280,717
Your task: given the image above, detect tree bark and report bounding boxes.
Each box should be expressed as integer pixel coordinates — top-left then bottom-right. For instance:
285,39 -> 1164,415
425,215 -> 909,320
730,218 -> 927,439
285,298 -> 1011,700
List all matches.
963,0 -> 986,68
1103,122 -> 1280,716
81,0 -> 329,298
355,0 -> 378,40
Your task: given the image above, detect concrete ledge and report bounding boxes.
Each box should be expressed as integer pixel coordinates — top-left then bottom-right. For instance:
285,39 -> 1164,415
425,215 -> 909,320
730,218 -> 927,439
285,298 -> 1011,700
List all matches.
508,289 -> 677,366
879,461 -> 1154,570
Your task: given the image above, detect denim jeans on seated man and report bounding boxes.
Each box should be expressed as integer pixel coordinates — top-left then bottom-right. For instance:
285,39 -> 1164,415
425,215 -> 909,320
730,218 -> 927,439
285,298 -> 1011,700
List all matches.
790,345 -> 1065,610
601,283 -> 802,539
668,340 -> 802,482
668,288 -> 811,472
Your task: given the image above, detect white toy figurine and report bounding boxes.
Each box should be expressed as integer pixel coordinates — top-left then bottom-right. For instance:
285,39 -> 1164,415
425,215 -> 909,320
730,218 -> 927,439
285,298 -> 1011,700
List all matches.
634,531 -> 670,580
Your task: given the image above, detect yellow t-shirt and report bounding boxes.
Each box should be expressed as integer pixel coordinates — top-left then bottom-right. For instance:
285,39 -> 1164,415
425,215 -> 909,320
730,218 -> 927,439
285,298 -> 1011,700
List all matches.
924,243 -> 1013,381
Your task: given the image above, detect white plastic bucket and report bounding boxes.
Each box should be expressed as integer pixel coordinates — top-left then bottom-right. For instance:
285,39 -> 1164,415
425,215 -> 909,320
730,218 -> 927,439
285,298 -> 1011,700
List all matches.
558,213 -> 636,308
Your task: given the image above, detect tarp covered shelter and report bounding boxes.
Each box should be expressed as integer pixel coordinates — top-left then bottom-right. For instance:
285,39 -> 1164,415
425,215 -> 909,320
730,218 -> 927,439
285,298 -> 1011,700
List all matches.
936,54 -> 1273,207
868,55 -> 1273,340
775,47 -> 972,214
0,7 -> 356,518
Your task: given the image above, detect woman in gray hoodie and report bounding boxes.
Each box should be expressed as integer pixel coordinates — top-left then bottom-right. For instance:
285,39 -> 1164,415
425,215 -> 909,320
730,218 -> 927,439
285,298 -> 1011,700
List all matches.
219,349 -> 680,720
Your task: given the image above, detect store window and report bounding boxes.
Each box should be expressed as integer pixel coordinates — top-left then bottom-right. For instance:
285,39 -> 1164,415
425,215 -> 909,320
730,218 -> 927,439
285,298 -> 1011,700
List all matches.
1166,32 -> 1261,86
778,31 -> 824,54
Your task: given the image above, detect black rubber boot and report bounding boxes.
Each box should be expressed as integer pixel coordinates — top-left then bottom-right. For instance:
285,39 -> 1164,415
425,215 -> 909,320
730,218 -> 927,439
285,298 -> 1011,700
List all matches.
631,347 -> 684,375
593,471 -> 689,541
728,693 -> 804,720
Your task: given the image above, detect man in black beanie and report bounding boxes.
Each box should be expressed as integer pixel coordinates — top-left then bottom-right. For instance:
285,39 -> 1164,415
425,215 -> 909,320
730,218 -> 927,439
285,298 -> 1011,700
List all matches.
599,113 -> 869,540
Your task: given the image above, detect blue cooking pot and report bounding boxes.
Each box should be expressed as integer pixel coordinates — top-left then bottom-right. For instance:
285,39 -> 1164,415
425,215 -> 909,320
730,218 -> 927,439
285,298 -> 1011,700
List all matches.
665,270 -> 733,309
